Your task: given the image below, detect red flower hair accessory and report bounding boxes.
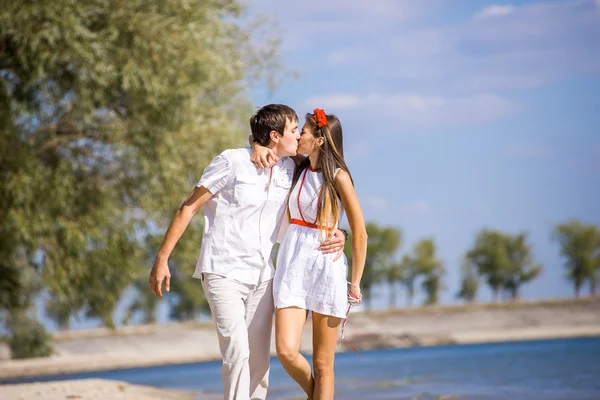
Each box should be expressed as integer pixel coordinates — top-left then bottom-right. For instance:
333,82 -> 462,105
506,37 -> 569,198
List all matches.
313,108 -> 328,128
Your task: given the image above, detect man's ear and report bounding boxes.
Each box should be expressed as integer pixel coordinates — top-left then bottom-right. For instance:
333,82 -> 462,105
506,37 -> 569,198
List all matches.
270,130 -> 281,143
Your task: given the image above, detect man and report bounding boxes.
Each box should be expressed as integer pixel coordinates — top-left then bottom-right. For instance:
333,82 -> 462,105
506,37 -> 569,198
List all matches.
149,104 -> 346,400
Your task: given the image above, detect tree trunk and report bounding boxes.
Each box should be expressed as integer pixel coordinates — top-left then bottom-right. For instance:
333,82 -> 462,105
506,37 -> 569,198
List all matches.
406,284 -> 414,307
364,289 -> 372,310
57,318 -> 70,330
389,283 -> 397,308
510,286 -> 519,301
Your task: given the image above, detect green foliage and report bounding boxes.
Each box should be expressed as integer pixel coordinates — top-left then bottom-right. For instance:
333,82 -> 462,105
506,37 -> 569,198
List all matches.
457,258 -> 479,303
1,0 -> 281,354
165,219 -> 210,320
0,263 -> 23,311
384,262 -> 404,308
466,230 -> 541,300
402,239 -> 445,306
503,233 -> 542,300
8,311 -> 53,359
396,255 -> 419,306
345,223 -> 401,308
554,220 -> 600,297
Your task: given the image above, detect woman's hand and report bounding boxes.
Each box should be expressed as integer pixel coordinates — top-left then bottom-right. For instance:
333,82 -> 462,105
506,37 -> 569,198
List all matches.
349,284 -> 362,305
250,142 -> 278,169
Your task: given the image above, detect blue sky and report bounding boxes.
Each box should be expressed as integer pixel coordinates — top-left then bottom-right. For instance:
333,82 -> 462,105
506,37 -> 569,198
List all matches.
247,0 -> 600,306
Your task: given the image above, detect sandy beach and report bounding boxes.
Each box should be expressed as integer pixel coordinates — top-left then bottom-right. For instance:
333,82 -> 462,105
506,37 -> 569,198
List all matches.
0,378 -> 220,400
1,297 -> 599,399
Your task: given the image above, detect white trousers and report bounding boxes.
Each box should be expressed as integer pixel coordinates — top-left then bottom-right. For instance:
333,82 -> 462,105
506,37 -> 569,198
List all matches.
202,273 -> 274,400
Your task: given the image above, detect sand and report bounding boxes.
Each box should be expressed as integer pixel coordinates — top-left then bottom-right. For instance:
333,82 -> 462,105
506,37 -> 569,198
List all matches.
0,378 -> 220,400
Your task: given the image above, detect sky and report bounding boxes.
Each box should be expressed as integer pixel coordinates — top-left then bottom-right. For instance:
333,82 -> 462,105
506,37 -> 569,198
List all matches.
246,0 -> 600,306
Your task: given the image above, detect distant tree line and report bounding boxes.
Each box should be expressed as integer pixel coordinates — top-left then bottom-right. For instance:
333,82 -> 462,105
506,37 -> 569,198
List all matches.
343,220 -> 600,309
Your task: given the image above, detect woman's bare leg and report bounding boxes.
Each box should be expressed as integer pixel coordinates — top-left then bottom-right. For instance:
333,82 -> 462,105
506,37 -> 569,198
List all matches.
275,307 -> 314,398
311,312 -> 341,400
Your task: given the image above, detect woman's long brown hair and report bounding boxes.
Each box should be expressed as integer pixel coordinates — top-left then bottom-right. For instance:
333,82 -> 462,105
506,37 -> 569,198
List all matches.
293,112 -> 353,234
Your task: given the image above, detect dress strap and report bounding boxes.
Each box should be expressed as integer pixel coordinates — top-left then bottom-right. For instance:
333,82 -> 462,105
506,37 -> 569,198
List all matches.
296,168 -> 309,224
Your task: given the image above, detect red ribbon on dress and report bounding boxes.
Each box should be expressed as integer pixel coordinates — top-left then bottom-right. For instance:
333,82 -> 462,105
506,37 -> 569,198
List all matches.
341,290 -> 362,357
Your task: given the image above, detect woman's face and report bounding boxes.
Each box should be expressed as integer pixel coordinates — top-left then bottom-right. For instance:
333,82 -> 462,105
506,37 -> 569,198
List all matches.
297,123 -> 323,155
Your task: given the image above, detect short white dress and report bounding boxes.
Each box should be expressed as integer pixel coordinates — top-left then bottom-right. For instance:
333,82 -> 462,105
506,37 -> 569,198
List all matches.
273,167 -> 349,319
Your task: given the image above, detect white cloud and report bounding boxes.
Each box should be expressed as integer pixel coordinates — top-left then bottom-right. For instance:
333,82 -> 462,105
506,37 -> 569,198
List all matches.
362,196 -> 388,212
399,202 -> 430,216
475,5 -> 516,19
314,0 -> 600,92
249,0 -> 598,135
244,0 -> 442,50
246,0 -> 441,22
306,94 -> 361,109
325,48 -> 365,67
305,92 -> 518,127
505,145 -> 554,159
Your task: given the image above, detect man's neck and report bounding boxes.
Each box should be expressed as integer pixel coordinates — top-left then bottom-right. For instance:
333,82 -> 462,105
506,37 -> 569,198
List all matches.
268,143 -> 285,160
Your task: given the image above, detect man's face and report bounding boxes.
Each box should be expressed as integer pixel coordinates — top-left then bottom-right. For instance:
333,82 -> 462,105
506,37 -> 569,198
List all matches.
275,117 -> 299,157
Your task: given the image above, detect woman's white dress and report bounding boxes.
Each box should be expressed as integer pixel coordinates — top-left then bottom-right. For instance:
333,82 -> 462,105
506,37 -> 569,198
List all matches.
273,167 -> 349,318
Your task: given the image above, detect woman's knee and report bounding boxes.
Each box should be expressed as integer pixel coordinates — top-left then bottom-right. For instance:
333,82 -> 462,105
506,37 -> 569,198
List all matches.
313,356 -> 334,378
276,340 -> 299,365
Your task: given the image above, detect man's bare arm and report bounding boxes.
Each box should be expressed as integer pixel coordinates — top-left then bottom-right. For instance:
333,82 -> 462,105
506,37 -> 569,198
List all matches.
149,186 -> 213,297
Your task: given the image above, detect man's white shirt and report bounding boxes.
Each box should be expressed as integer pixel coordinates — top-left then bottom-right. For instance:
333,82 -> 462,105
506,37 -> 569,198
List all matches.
193,147 -> 295,285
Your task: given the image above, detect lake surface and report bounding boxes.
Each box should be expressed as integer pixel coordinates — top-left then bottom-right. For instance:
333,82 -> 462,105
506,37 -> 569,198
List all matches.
3,337 -> 600,399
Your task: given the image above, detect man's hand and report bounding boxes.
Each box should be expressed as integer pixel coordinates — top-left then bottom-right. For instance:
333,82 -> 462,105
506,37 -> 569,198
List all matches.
319,228 -> 346,261
149,257 -> 171,298
250,142 -> 278,169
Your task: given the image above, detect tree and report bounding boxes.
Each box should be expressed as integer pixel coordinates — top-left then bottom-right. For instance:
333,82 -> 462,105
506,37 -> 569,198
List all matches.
466,230 -> 507,301
466,229 -> 541,301
503,233 -> 542,300
1,0 -> 280,357
384,262 -> 404,308
457,258 -> 479,303
344,223 -> 401,309
396,255 -> 420,307
409,239 -> 444,306
554,221 -> 600,297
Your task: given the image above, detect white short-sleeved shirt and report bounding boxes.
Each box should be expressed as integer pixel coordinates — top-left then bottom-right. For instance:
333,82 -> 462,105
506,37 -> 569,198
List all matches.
192,147 -> 295,285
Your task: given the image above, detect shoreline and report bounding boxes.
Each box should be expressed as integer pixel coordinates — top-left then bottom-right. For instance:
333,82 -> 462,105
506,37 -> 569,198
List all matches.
1,297 -> 599,381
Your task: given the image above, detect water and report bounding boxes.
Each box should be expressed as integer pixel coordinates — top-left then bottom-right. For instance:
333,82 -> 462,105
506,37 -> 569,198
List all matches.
3,337 -> 600,399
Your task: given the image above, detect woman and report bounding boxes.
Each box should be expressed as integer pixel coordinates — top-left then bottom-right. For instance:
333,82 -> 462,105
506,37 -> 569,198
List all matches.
272,109 -> 368,400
